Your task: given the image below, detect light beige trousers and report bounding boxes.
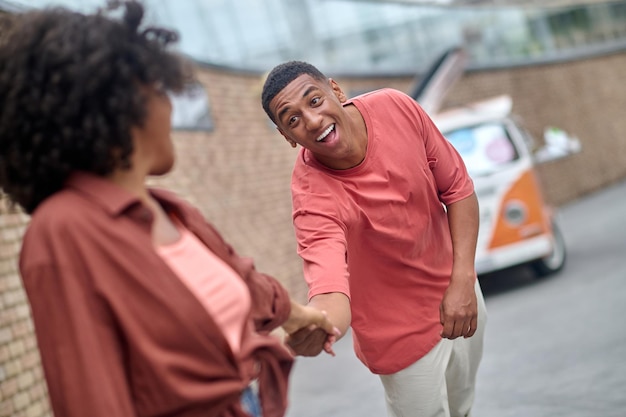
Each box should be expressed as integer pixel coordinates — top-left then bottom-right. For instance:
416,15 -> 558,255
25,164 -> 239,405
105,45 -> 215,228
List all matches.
379,281 -> 487,417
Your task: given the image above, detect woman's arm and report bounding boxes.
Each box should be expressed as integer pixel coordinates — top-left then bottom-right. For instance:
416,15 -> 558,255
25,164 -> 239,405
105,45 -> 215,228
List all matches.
21,263 -> 137,417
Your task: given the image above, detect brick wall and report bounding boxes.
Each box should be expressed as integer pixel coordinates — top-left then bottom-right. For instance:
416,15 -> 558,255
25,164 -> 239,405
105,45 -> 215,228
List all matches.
0,201 -> 50,417
1,48 -> 624,416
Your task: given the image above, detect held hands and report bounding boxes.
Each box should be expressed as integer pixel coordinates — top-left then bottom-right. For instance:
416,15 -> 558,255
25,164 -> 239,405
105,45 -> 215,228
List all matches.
285,326 -> 335,357
282,301 -> 341,357
439,278 -> 478,340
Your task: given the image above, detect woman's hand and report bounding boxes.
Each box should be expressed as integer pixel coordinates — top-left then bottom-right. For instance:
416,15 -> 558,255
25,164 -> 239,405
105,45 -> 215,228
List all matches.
282,301 -> 341,356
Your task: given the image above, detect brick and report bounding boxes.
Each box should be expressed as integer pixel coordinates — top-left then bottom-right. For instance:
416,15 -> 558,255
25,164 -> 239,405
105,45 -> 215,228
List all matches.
8,340 -> 25,358
25,401 -> 44,417
0,377 -> 18,398
2,290 -> 25,307
3,359 -> 22,378
12,391 -> 29,411
31,367 -> 43,380
23,337 -> 37,351
28,382 -> 46,402
0,399 -> 14,417
14,305 -> 31,320
11,320 -> 31,338
2,275 -> 22,291
0,308 -> 16,324
0,328 -> 11,345
0,346 -> 9,362
17,371 -> 34,390
20,351 -> 40,370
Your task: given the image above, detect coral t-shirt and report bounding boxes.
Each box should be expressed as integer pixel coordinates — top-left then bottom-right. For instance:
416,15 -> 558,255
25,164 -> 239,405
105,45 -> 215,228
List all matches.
291,88 -> 474,374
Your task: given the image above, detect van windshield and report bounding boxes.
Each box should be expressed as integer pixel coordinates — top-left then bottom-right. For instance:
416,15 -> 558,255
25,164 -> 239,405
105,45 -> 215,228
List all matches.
443,122 -> 519,177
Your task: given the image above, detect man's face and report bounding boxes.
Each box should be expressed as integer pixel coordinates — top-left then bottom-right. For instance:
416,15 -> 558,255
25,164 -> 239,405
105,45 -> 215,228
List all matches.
270,74 -> 362,169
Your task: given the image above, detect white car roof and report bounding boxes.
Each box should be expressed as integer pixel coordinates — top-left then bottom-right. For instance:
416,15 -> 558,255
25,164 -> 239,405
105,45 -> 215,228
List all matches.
432,95 -> 513,132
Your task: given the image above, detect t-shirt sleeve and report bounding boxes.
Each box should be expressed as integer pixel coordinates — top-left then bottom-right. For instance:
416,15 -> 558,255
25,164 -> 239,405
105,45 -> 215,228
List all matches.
411,95 -> 474,205
292,209 -> 351,301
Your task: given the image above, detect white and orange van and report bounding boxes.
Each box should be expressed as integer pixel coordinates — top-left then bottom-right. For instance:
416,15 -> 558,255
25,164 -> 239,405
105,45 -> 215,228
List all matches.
431,96 -> 579,277
411,47 -> 579,278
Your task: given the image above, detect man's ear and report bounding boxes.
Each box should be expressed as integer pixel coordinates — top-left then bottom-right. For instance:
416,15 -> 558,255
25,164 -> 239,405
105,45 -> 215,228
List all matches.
277,127 -> 298,148
329,78 -> 347,103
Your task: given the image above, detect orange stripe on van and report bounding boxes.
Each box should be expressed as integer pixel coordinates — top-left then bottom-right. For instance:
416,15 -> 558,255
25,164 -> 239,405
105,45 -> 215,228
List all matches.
488,169 -> 551,249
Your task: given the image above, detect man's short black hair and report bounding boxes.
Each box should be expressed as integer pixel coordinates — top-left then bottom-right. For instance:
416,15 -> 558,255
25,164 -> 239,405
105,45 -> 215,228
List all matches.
261,61 -> 327,123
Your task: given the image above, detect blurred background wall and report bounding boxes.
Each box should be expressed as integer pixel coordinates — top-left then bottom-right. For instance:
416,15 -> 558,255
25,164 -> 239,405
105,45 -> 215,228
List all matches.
1,1 -> 625,415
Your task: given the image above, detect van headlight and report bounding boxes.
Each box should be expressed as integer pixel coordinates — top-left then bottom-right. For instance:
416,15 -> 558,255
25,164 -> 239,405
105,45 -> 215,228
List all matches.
503,200 -> 527,226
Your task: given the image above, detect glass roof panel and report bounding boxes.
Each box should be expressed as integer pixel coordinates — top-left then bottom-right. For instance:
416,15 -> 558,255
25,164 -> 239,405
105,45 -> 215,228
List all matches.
7,0 -> 626,73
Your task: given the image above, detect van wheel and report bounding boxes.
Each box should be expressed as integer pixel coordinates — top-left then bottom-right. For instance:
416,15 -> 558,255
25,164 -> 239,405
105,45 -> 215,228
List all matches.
530,221 -> 566,277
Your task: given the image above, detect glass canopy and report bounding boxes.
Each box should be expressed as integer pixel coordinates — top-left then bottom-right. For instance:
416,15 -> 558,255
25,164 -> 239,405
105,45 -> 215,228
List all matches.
6,0 -> 626,73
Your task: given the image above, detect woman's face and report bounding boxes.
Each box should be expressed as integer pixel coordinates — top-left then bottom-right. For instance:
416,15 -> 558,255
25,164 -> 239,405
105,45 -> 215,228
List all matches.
131,83 -> 175,176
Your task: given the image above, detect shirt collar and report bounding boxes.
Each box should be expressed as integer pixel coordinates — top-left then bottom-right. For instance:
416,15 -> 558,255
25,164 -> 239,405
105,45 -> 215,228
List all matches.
65,171 -> 189,221
65,172 -> 145,217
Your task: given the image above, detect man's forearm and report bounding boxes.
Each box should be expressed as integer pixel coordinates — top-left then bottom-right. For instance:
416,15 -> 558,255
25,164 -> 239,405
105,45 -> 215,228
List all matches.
308,292 -> 352,342
283,292 -> 351,356
446,192 -> 480,281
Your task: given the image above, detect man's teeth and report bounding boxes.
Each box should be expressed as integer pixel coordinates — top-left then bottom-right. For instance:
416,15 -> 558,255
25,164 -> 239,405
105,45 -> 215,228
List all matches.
316,124 -> 334,142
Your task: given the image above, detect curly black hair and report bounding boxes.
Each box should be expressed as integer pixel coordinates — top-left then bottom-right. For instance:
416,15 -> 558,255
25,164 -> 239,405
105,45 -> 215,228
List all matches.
0,0 -> 192,214
261,60 -> 327,124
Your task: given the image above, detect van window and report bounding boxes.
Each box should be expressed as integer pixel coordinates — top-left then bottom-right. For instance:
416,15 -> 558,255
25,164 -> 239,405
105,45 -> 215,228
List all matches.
443,122 -> 519,177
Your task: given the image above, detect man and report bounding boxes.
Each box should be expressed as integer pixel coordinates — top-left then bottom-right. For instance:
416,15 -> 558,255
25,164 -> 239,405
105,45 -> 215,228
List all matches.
261,60 -> 486,417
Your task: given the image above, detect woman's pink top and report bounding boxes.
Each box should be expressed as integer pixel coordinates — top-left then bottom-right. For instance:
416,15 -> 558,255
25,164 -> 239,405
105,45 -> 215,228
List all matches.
156,226 -> 251,353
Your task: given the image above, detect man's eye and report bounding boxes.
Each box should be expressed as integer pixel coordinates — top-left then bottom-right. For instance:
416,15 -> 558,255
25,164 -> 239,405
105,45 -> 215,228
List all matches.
311,97 -> 320,105
288,116 -> 298,125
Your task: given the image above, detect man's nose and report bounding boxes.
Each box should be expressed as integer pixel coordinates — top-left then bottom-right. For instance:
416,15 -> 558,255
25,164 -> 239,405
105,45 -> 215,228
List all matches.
303,110 -> 323,131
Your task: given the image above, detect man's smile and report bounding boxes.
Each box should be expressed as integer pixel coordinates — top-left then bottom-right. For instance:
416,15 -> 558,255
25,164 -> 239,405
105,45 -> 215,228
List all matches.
316,124 -> 335,142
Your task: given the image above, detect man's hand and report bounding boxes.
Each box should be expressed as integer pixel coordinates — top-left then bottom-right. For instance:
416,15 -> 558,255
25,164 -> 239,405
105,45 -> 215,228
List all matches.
439,278 -> 477,339
282,292 -> 351,357
282,302 -> 340,356
285,326 -> 335,356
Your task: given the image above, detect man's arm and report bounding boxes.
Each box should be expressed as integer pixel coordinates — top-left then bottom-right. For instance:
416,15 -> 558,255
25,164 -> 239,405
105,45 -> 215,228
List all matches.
440,191 -> 480,340
285,292 -> 351,356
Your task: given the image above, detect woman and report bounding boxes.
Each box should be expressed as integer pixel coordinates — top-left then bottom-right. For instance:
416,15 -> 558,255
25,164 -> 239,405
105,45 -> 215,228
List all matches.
0,2 -> 337,416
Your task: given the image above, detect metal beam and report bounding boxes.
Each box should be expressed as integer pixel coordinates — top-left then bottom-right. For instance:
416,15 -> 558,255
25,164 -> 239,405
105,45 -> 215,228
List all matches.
337,0 -> 619,9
